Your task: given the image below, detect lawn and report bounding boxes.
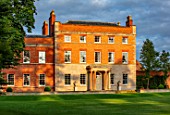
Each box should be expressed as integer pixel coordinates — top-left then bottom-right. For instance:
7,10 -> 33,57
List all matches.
0,93 -> 170,115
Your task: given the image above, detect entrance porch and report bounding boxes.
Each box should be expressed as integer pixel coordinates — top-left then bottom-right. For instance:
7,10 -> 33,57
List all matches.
86,65 -> 110,91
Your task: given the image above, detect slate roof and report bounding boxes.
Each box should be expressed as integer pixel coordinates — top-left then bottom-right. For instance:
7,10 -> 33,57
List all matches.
26,35 -> 50,38
65,20 -> 118,27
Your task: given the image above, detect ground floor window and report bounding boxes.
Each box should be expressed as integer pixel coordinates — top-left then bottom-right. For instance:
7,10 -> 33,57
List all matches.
123,74 -> 128,84
65,74 -> 71,85
8,74 -> 14,86
39,74 -> 45,86
80,74 -> 86,85
110,74 -> 114,85
23,74 -> 30,86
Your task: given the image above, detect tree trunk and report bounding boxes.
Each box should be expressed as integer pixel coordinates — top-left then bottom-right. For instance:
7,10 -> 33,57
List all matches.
147,78 -> 150,89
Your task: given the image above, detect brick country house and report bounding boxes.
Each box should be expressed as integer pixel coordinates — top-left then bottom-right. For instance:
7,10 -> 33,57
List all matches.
2,10 -> 136,92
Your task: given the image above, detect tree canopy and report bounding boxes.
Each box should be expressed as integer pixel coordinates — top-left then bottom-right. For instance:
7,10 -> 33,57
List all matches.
0,0 -> 37,87
140,39 -> 159,89
0,0 -> 37,70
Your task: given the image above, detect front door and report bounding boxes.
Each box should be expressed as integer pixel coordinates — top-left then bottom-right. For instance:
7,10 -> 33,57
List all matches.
96,72 -> 102,90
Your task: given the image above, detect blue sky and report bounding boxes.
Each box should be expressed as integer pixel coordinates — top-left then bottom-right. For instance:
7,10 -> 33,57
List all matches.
28,0 -> 170,60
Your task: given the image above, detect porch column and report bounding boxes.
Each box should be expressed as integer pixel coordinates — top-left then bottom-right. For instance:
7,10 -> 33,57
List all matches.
93,71 -> 96,90
108,71 -> 111,89
89,71 -> 93,91
103,71 -> 108,90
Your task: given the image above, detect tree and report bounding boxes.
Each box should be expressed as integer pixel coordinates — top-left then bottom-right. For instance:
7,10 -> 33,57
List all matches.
140,39 -> 159,89
0,0 -> 37,88
159,50 -> 170,88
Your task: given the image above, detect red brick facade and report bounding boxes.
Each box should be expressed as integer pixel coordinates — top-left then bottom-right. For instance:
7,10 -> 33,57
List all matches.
2,10 -> 137,92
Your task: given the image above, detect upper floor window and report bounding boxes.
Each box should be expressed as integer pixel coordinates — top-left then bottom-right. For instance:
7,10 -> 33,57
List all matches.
23,50 -> 30,63
108,52 -> 114,63
8,74 -> 14,86
122,52 -> 128,64
110,74 -> 114,85
39,74 -> 45,86
80,51 -> 86,63
39,51 -> 46,63
94,36 -> 101,43
80,74 -> 86,85
64,35 -> 71,42
64,51 -> 71,63
95,52 -> 101,63
122,37 -> 128,44
65,74 -> 71,85
23,74 -> 30,86
80,36 -> 86,43
108,37 -> 114,44
123,74 -> 128,84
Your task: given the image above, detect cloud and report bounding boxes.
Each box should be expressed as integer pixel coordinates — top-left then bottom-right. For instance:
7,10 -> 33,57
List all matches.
29,0 -> 170,60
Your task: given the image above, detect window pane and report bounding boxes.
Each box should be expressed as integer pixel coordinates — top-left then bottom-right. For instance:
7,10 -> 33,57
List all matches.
8,74 -> 14,85
65,51 -> 71,63
23,51 -> 30,63
108,37 -> 114,43
122,52 -> 128,64
80,36 -> 86,43
23,74 -> 30,86
122,38 -> 128,44
80,74 -> 86,85
123,74 -> 128,84
64,35 -> 71,42
95,52 -> 101,63
39,74 -> 45,85
110,74 -> 114,84
108,52 -> 114,63
65,74 -> 71,85
80,51 -> 86,63
39,51 -> 46,63
94,36 -> 101,43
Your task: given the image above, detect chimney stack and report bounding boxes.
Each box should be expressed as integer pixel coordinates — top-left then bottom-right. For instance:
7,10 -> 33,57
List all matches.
49,10 -> 56,36
42,21 -> 48,36
126,16 -> 133,27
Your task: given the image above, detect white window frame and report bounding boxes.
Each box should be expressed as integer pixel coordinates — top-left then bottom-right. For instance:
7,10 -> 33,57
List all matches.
80,74 -> 86,86
64,35 -> 71,42
39,74 -> 46,86
122,52 -> 128,64
94,36 -> 101,43
65,74 -> 71,86
80,36 -> 86,43
80,51 -> 86,63
23,74 -> 30,86
64,51 -> 71,63
123,74 -> 128,84
122,37 -> 128,44
108,52 -> 114,63
7,74 -> 14,86
110,74 -> 114,85
94,51 -> 101,63
39,51 -> 46,63
108,37 -> 114,44
23,50 -> 30,63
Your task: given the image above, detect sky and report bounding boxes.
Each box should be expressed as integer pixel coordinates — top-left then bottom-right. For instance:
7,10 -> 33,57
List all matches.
28,0 -> 170,60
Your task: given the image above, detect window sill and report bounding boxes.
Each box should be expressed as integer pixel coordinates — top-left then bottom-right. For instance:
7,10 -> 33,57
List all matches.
80,62 -> 86,64
7,85 -> 14,87
95,62 -> 101,64
65,62 -> 71,64
64,85 -> 71,86
80,84 -> 86,86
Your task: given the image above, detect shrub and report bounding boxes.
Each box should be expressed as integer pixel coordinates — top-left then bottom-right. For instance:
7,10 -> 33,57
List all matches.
44,86 -> 51,92
158,84 -> 164,89
6,87 -> 13,92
